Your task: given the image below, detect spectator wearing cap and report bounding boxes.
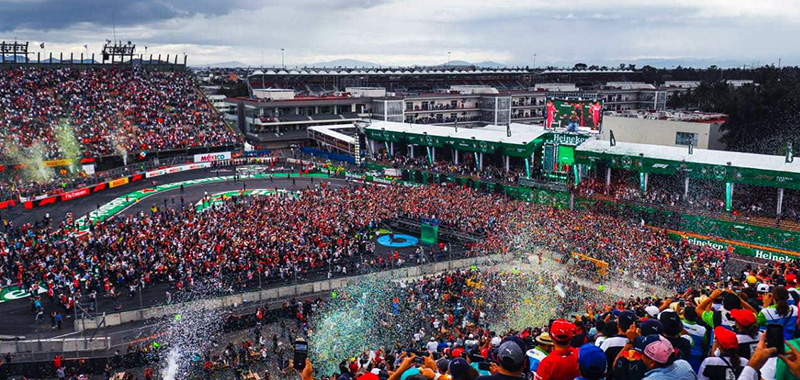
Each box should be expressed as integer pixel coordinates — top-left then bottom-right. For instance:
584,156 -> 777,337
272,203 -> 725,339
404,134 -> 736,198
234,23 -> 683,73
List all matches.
601,311 -> 636,380
475,338 -> 527,380
757,286 -> 798,340
729,309 -> 760,359
449,357 -> 480,380
428,337 -> 440,353
527,332 -> 553,375
755,283 -> 771,306
644,306 -> 660,320
578,344 -> 608,380
681,307 -> 709,372
536,320 -> 580,380
639,320 -> 664,337
482,336 -> 503,364
698,327 -> 748,380
638,335 -> 696,380
660,312 -> 691,361
785,274 -> 798,297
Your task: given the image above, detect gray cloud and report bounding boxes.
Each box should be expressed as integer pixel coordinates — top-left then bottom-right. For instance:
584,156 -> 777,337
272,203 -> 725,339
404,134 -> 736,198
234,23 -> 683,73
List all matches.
1,0 -> 798,67
0,0 -> 260,31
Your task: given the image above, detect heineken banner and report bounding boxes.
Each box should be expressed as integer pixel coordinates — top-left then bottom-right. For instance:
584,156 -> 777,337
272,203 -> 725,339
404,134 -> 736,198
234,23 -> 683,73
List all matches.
667,230 -> 798,263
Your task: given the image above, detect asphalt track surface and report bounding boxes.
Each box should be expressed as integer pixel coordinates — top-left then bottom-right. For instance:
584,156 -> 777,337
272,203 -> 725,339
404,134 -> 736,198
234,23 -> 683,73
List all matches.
0,167 -> 440,347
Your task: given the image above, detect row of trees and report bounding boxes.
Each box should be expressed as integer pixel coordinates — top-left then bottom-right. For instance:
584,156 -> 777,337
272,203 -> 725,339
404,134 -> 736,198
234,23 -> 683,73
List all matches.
667,66 -> 800,154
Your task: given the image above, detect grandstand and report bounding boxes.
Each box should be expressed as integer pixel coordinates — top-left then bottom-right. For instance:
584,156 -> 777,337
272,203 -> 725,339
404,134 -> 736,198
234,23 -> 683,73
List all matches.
0,59 -> 242,205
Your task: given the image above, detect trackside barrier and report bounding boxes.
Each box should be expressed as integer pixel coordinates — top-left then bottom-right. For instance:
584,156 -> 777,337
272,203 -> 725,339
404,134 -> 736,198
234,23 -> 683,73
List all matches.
0,337 -> 111,355
74,254 -> 502,332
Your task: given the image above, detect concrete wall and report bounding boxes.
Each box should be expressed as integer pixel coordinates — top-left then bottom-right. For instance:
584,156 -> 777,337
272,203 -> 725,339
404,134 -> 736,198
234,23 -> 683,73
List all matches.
74,255 -> 501,333
0,337 -> 110,355
601,116 -> 725,150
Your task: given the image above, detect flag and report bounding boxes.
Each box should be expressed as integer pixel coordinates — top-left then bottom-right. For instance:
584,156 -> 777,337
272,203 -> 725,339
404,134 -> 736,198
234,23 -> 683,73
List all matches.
39,43 -> 45,49
83,45 -> 88,50
454,118 -> 458,133
506,122 -> 512,137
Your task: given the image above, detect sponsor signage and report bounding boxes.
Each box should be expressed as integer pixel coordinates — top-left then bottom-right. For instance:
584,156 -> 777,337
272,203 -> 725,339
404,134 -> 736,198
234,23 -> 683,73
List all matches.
109,177 -> 129,188
146,162 -> 211,178
0,200 -> 15,210
193,151 -> 231,163
668,230 -> 798,263
61,187 -> 90,201
44,158 -> 73,167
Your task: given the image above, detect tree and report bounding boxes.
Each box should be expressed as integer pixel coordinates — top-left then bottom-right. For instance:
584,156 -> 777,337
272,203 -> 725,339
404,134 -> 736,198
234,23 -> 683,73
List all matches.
670,67 -> 800,154
573,63 -> 588,71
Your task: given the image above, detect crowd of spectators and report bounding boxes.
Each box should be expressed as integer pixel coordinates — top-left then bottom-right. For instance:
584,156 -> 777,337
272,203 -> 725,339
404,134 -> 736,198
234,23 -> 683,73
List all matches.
0,175 -> 738,328
0,66 -> 239,201
285,260 -> 800,380
381,154 -> 525,185
0,66 -> 238,161
576,177 -> 800,225
1,183 -> 517,317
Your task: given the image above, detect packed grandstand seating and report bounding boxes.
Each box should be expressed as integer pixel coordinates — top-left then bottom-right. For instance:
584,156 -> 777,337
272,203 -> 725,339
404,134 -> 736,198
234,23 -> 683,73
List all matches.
381,154 -> 526,185
576,177 -> 800,225
0,66 -> 240,202
0,66 -> 238,161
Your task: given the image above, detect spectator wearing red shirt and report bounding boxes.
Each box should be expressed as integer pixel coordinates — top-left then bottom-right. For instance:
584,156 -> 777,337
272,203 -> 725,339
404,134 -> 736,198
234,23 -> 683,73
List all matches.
536,319 -> 580,380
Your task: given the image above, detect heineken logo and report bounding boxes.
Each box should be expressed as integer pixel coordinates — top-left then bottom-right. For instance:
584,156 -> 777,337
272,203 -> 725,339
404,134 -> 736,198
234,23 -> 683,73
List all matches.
621,156 -> 633,169
754,250 -> 796,263
713,166 -> 726,180
552,134 -> 589,146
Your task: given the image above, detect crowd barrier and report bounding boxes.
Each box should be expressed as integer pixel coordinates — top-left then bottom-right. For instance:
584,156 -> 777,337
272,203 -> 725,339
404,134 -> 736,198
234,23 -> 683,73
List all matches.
0,337 -> 111,356
74,254 -> 501,332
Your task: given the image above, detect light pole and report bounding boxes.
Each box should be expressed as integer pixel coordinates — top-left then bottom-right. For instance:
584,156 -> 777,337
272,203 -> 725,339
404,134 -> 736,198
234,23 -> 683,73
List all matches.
533,53 -> 537,69
281,48 -> 285,69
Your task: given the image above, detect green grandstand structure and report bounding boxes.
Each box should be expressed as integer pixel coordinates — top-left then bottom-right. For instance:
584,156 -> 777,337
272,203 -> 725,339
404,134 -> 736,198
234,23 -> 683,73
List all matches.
361,121 -> 800,261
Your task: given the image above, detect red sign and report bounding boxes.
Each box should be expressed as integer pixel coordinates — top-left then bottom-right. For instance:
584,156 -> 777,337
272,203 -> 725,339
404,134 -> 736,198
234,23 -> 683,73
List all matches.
0,200 -> 14,210
38,196 -> 57,207
61,187 -> 90,202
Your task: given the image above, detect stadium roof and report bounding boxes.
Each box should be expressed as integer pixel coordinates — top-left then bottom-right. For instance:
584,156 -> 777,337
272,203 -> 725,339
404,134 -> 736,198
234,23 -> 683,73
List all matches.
307,124 -> 355,144
248,67 -> 529,77
367,120 -> 546,145
576,139 -> 800,190
364,120 -> 550,157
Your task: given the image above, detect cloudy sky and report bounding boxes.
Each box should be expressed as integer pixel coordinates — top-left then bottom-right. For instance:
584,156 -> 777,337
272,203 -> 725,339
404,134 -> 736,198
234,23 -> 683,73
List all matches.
2,0 -> 798,67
